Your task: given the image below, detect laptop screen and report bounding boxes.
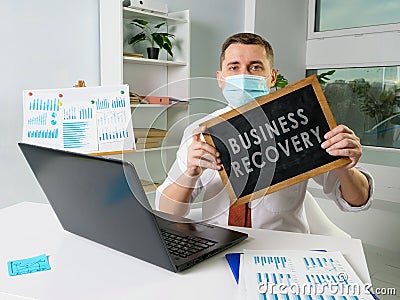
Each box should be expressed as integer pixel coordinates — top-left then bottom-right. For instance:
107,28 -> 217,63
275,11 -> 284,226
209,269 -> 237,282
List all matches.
18,142 -> 175,270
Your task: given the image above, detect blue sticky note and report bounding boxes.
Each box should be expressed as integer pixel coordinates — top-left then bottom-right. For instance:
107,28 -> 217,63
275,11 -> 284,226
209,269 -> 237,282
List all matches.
7,254 -> 51,276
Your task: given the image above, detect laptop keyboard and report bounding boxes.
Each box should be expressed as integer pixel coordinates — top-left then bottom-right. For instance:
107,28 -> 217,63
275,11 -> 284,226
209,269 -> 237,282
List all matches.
161,229 -> 217,258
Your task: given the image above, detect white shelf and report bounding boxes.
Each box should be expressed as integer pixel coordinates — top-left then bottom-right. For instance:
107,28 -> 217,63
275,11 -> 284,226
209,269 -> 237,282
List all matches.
99,2 -> 190,186
133,145 -> 179,152
91,145 -> 180,156
131,103 -> 189,108
123,56 -> 187,66
123,7 -> 188,24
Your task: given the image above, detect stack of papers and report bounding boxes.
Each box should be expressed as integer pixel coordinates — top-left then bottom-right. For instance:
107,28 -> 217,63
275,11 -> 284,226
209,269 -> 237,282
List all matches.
133,128 -> 168,149
227,250 -> 376,300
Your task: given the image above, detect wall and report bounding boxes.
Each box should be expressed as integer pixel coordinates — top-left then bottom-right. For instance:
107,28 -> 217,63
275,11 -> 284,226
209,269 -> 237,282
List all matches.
0,0 -> 246,208
0,0 -> 100,208
165,0 -> 308,121
164,0 -> 245,121
308,162 -> 400,253
254,0 -> 308,84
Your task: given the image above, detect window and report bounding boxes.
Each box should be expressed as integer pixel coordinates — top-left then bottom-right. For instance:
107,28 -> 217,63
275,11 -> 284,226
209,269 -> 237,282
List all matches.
307,67 -> 400,149
315,0 -> 400,32
307,0 -> 400,160
308,0 -> 400,39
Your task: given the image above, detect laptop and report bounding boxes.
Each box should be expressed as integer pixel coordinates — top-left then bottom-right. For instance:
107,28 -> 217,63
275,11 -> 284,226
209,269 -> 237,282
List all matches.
18,142 -> 248,272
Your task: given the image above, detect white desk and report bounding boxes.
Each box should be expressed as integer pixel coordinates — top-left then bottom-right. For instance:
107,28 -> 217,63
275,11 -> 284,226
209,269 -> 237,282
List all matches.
0,202 -> 371,300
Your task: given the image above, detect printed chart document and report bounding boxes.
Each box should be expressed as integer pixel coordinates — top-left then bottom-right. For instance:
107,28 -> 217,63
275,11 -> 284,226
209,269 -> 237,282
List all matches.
22,85 -> 134,153
242,249 -> 374,300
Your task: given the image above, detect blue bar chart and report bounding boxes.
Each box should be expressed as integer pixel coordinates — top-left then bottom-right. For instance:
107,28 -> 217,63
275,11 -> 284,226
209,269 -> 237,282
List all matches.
97,109 -> 130,143
96,97 -> 110,110
98,129 -> 129,142
257,271 -> 292,284
254,256 -> 288,269
24,95 -> 62,148
111,96 -> 126,108
63,122 -> 91,149
256,291 -> 360,300
64,106 -> 94,121
27,113 -> 47,126
62,102 -> 97,151
305,274 -> 346,285
27,128 -> 59,139
28,98 -> 60,112
96,96 -> 127,110
304,257 -> 338,272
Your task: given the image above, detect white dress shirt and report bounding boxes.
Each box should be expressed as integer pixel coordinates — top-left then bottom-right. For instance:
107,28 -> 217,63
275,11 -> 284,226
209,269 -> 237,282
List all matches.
155,107 -> 374,233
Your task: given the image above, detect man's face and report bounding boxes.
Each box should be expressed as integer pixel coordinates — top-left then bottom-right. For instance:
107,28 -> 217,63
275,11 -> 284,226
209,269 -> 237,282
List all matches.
217,43 -> 277,90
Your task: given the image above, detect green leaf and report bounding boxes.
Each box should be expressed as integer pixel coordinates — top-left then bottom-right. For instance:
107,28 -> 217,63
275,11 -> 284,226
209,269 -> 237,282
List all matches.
131,23 -> 145,30
152,33 -> 164,49
132,19 -> 148,26
162,35 -> 172,49
157,34 -> 173,56
163,41 -> 173,56
163,33 -> 175,39
272,73 -> 289,89
163,37 -> 174,56
128,32 -> 146,45
317,70 -> 335,84
154,22 -> 165,29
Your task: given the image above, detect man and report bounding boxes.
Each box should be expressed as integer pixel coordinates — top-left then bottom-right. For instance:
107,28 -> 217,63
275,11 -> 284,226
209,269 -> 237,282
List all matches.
156,32 -> 373,233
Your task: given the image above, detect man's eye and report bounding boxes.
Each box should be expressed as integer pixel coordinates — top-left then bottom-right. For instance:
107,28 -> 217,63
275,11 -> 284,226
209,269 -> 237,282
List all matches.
228,66 -> 238,71
251,65 -> 263,71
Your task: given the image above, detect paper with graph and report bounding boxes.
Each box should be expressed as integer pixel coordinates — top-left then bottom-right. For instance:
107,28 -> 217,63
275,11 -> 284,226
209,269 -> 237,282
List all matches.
242,249 -> 374,300
22,85 -> 134,153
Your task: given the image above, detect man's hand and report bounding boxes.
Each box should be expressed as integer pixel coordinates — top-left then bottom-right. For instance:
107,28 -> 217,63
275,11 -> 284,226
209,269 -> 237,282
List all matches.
321,124 -> 362,169
186,126 -> 221,177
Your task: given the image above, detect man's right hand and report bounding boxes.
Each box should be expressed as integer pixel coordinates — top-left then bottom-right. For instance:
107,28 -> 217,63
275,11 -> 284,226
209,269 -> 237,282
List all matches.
159,126 -> 221,215
186,126 -> 222,177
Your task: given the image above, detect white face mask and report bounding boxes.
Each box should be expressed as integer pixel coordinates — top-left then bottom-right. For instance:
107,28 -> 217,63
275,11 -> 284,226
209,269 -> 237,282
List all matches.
222,74 -> 270,108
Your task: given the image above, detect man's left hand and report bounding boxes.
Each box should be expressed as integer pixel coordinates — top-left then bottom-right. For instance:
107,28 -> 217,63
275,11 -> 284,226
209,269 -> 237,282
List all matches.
321,124 -> 362,169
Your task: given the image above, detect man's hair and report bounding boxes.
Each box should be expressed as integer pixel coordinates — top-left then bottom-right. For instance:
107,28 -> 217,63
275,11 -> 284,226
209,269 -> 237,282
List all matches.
220,32 -> 274,69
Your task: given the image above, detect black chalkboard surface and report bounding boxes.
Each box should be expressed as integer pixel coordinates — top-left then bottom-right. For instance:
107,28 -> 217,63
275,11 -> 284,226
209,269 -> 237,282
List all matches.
200,75 -> 350,206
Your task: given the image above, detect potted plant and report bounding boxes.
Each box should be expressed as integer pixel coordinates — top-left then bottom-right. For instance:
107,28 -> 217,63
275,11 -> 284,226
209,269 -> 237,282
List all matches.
128,18 -> 175,59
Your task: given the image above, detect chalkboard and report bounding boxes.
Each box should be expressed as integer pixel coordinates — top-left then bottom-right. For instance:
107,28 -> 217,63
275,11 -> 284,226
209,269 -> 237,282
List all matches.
200,75 -> 350,206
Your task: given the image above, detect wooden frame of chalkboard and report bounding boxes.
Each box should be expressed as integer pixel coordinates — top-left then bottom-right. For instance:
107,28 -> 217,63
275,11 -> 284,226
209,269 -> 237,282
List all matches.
200,75 -> 351,206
